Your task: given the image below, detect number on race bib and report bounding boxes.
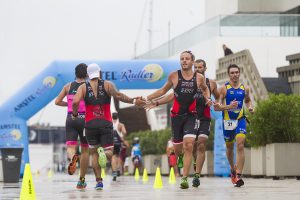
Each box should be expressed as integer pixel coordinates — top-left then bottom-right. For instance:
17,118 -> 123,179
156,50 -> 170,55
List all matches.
223,120 -> 238,130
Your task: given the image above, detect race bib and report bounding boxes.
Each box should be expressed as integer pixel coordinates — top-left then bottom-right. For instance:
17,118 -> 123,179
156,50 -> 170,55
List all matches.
224,120 -> 238,130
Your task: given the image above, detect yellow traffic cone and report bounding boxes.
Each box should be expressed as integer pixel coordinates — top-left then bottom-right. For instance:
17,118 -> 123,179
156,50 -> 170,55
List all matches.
142,168 -> 148,183
168,167 -> 176,184
153,167 -> 163,189
101,168 -> 106,178
134,168 -> 140,181
48,168 -> 53,178
20,163 -> 36,200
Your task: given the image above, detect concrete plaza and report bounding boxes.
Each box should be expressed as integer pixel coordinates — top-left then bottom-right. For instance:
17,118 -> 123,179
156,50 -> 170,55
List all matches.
1,173 -> 300,200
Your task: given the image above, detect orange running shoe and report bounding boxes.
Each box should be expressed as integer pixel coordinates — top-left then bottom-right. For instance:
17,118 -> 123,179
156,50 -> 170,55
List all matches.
68,154 -> 79,175
230,166 -> 237,184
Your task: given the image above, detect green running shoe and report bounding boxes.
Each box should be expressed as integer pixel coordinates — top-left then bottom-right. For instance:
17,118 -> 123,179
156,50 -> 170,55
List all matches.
177,154 -> 183,169
180,177 -> 189,189
192,173 -> 200,187
76,177 -> 87,189
97,147 -> 107,168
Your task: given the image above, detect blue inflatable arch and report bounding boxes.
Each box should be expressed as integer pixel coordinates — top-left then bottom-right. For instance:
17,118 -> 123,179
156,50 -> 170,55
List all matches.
0,60 -> 226,176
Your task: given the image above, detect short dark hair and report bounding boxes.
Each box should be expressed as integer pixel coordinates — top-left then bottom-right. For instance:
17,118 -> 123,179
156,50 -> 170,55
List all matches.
181,50 -> 195,61
195,59 -> 206,68
112,112 -> 118,120
227,64 -> 240,74
75,63 -> 87,79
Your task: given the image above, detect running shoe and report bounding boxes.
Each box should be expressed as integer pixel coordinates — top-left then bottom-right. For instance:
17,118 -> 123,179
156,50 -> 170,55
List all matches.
68,154 -> 79,175
230,167 -> 237,184
95,181 -> 103,190
234,174 -> 244,187
76,177 -> 87,189
177,154 -> 183,169
112,171 -> 117,181
192,173 -> 200,187
180,177 -> 189,189
117,170 -> 121,177
97,147 -> 107,168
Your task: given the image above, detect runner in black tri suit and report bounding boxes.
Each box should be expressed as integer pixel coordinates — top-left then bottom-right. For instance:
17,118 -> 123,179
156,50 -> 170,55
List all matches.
144,58 -> 220,188
143,51 -> 213,189
111,127 -> 125,181
112,112 -> 129,177
192,59 -> 220,187
72,63 -> 143,190
55,63 -> 89,189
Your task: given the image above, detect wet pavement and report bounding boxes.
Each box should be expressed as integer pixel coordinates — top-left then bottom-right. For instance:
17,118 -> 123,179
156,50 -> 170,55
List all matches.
1,173 -> 300,200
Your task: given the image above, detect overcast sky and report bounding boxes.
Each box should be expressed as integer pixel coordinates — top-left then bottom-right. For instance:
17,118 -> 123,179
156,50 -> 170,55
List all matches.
0,0 -> 205,126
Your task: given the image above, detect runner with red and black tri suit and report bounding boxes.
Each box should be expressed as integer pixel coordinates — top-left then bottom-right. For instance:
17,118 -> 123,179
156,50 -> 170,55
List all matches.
192,59 -> 220,188
72,63 -> 143,190
55,63 -> 89,189
143,51 -> 213,189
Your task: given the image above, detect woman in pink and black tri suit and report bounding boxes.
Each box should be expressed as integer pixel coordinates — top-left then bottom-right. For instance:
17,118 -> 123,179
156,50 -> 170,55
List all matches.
55,63 -> 89,189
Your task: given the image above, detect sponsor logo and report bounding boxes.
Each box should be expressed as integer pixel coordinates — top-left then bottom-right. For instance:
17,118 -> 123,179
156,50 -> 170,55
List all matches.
14,76 -> 57,112
43,76 -> 56,88
101,71 -> 117,80
10,129 -> 22,140
143,64 -> 164,82
0,124 -> 21,130
180,88 -> 195,94
0,128 -> 22,146
120,64 -> 164,82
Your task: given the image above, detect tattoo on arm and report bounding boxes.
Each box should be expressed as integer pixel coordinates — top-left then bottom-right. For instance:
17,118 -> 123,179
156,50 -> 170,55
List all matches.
107,82 -> 134,104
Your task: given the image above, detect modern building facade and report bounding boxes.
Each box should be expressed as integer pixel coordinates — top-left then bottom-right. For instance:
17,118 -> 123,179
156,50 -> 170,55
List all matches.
277,53 -> 300,94
216,49 -> 269,102
136,0 -> 300,129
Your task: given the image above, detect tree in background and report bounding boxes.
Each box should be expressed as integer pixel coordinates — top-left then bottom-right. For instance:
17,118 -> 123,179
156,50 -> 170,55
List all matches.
247,94 -> 300,147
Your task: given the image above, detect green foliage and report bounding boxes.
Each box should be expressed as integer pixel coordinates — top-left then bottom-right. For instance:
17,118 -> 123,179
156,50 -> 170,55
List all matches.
126,123 -> 216,154
247,94 -> 300,147
125,128 -> 171,155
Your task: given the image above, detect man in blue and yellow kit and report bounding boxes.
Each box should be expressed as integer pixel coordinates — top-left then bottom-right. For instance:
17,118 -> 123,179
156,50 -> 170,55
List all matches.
217,64 -> 254,187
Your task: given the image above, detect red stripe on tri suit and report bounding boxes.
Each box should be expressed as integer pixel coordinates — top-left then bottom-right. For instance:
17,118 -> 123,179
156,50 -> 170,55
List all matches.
171,97 -> 180,117
85,104 -> 112,123
203,106 -> 211,119
188,99 -> 196,114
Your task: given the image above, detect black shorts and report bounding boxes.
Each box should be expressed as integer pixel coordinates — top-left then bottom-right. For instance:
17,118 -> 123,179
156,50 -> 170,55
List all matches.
85,127 -> 114,149
197,119 -> 211,138
113,144 -> 121,155
65,114 -> 88,146
171,113 -> 198,144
